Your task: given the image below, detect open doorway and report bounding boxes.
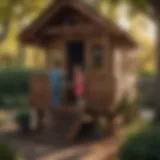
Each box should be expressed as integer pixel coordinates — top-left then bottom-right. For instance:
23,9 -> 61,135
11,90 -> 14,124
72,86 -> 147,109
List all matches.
67,41 -> 85,104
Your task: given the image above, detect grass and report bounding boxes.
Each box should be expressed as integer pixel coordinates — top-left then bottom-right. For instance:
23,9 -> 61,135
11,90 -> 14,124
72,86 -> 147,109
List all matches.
0,111 -> 7,126
16,153 -> 24,160
124,118 -> 150,137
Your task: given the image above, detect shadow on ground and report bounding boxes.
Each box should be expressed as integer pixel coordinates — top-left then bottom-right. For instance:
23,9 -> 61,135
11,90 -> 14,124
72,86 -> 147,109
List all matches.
0,128 -> 95,160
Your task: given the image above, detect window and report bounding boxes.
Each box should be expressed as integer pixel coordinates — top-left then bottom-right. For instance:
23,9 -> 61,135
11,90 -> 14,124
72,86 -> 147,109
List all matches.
92,45 -> 103,68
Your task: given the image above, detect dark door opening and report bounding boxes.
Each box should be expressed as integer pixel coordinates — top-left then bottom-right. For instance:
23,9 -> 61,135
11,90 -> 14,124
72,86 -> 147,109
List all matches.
67,41 -> 84,104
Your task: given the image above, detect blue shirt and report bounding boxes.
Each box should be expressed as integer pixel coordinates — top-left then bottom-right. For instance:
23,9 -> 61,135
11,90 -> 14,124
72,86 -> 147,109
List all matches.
50,68 -> 63,89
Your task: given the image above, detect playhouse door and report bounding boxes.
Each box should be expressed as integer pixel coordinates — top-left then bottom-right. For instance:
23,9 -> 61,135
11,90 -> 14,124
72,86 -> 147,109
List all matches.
86,43 -> 107,109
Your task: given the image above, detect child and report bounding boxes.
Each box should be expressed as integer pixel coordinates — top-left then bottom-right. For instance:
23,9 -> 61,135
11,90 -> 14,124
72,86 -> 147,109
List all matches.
50,61 -> 64,107
73,66 -> 85,106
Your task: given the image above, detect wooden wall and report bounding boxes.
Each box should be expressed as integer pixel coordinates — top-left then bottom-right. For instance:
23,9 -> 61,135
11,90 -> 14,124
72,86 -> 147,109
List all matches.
45,40 -> 66,69
113,47 -> 125,105
86,35 -> 115,113
41,35 -> 116,112
30,72 -> 52,110
113,46 -> 138,106
122,49 -> 138,101
36,36 -> 137,113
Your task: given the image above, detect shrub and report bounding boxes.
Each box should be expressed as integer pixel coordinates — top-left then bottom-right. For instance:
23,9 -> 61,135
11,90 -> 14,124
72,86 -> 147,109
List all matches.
139,70 -> 155,77
16,111 -> 30,122
0,95 -> 29,108
119,124 -> 160,160
0,68 -> 32,95
15,111 -> 31,133
117,95 -> 130,115
117,95 -> 139,124
0,68 -> 46,94
0,144 -> 15,160
0,68 -> 45,107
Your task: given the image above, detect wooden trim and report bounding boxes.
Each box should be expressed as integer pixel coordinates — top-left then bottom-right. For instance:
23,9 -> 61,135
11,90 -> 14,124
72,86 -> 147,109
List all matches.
44,24 -> 102,35
19,1 -> 68,41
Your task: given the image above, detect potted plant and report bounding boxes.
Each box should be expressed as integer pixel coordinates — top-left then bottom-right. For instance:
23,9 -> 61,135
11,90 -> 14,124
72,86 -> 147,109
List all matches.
0,144 -> 15,160
15,111 -> 31,133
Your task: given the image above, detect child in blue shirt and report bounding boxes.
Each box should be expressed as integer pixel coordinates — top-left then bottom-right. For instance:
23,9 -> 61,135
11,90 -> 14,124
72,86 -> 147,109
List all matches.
50,62 -> 64,107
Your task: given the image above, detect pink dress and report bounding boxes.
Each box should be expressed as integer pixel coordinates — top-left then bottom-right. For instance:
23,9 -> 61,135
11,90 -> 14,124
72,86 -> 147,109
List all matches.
74,73 -> 85,98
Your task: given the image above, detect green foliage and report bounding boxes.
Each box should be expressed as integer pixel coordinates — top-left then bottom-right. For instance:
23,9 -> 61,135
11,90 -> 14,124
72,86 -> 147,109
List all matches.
117,95 -> 139,124
119,124 -> 160,160
139,70 -> 156,77
0,95 -> 29,109
139,93 -> 155,108
15,111 -> 30,122
117,95 -> 130,114
0,111 -> 7,126
0,144 -> 15,160
0,68 -> 31,95
124,118 -> 150,137
15,110 -> 31,133
0,68 -> 31,107
139,73 -> 155,108
106,0 -> 149,12
0,68 -> 46,107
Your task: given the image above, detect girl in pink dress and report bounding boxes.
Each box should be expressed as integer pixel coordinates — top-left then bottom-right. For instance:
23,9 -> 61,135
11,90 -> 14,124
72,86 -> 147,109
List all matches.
73,67 -> 85,106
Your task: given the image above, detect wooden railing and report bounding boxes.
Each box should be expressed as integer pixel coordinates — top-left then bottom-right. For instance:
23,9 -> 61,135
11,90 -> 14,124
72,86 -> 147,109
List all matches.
30,73 -> 52,110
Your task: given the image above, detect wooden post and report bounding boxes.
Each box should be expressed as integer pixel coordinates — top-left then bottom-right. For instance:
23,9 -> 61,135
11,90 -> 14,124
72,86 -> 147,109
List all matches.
36,109 -> 45,131
107,112 -> 116,137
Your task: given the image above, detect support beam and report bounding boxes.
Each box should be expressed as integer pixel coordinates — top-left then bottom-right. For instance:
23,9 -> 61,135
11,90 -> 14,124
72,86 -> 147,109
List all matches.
43,24 -> 103,36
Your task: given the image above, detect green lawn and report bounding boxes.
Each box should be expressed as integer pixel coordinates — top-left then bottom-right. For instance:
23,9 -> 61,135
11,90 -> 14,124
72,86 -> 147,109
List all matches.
124,118 -> 150,137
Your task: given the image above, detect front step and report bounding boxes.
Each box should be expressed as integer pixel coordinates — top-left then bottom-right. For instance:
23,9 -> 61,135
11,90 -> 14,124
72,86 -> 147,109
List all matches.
32,106 -> 95,144
51,106 -> 87,143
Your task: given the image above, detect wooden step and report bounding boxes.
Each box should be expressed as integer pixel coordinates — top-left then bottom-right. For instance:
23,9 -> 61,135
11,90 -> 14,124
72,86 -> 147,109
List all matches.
51,106 -> 87,143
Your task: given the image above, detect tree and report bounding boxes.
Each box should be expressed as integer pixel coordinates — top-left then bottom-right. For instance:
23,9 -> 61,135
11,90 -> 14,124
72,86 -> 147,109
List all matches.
0,0 -> 16,41
14,0 -> 46,66
93,0 -> 159,120
129,16 -> 155,73
0,0 -> 50,66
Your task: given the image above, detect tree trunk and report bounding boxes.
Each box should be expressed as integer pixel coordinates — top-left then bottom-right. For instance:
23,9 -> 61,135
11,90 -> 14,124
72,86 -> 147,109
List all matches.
17,43 -> 26,67
154,16 -> 160,121
107,112 -> 117,137
0,0 -> 15,41
17,12 -> 27,67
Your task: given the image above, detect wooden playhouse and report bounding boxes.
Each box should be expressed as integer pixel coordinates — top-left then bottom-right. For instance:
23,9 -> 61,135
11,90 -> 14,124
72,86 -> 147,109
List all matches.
19,0 -> 137,142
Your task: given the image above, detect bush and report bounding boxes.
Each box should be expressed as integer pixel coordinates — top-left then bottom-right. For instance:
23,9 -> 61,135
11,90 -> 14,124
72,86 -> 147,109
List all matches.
16,111 -> 31,133
0,144 -> 15,160
0,68 -> 32,95
117,95 -> 139,124
0,95 -> 29,108
0,68 -> 46,94
119,124 -> 160,160
139,93 -> 156,108
16,111 -> 30,122
139,70 -> 155,77
0,68 -> 45,107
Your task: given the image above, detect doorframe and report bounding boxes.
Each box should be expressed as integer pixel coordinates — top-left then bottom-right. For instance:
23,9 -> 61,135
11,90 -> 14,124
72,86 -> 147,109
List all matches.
65,40 -> 86,105
66,40 -> 85,79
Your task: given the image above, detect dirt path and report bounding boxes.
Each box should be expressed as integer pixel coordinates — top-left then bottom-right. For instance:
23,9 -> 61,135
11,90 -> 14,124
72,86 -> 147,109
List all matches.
0,129 -> 119,160
0,110 -> 120,160
0,123 -> 120,160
